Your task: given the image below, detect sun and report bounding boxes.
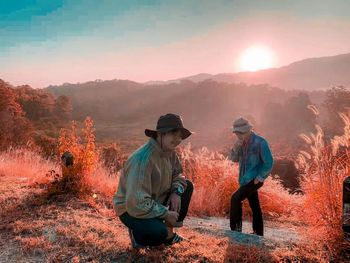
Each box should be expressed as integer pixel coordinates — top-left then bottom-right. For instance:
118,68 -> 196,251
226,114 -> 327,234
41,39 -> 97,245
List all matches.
239,46 -> 274,72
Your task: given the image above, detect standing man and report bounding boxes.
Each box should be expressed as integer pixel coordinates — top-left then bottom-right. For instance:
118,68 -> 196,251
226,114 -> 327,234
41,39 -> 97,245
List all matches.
229,117 -> 273,236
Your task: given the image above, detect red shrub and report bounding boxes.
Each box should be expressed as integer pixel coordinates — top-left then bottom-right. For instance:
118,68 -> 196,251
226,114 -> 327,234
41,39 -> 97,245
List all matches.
177,143 -> 299,219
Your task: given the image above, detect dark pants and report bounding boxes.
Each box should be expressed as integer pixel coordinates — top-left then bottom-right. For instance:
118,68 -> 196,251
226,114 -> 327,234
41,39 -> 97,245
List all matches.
230,180 -> 264,236
119,180 -> 193,246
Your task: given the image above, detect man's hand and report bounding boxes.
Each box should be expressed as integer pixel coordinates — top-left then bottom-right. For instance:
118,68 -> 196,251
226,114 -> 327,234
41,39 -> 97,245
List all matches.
164,210 -> 179,227
230,139 -> 243,162
233,139 -> 243,149
166,193 -> 181,213
254,178 -> 264,184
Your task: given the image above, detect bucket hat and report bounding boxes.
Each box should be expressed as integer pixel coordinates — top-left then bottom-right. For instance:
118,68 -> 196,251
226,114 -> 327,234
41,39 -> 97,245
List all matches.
232,117 -> 253,133
145,113 -> 193,139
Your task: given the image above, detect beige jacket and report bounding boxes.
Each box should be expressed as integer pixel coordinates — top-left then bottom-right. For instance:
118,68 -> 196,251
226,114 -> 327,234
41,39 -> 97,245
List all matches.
113,138 -> 187,219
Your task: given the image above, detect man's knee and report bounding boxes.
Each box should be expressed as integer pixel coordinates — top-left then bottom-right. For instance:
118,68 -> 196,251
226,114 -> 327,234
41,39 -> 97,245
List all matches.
231,191 -> 242,204
140,223 -> 168,245
151,225 -> 168,241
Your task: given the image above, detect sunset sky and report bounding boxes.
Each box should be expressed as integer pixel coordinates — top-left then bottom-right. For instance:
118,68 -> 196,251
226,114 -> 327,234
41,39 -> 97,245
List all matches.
1,0 -> 350,88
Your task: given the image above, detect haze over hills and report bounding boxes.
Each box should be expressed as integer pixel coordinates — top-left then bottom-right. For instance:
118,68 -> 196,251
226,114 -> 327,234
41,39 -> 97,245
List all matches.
44,52 -> 350,151
47,53 -> 350,93
46,80 -> 324,152
145,53 -> 350,91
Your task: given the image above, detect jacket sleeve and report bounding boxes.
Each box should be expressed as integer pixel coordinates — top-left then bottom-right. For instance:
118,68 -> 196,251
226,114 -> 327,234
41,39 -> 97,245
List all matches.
171,153 -> 187,192
256,139 -> 274,181
124,157 -> 168,219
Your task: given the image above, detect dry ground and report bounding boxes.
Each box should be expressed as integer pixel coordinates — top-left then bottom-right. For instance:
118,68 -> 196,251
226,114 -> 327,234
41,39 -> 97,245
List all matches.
0,173 -> 332,263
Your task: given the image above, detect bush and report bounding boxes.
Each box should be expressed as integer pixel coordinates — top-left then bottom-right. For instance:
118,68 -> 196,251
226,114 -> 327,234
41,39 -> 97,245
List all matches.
177,143 -> 299,219
51,117 -> 98,197
297,113 -> 350,259
99,143 -> 126,173
33,133 -> 58,159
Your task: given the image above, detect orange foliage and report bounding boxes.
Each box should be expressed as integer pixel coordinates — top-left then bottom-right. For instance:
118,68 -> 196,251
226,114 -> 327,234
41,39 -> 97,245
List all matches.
177,144 -> 237,216
51,117 -> 98,196
0,79 -> 33,150
58,117 -> 98,173
99,143 -> 126,173
177,143 -> 299,219
0,147 -> 60,185
33,133 -> 58,159
297,114 -> 350,259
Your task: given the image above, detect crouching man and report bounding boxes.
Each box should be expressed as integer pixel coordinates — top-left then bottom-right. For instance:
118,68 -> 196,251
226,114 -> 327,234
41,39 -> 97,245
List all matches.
113,113 -> 194,248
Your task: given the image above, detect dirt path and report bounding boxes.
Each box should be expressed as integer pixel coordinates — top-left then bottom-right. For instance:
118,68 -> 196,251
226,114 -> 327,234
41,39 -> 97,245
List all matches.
185,216 -> 302,249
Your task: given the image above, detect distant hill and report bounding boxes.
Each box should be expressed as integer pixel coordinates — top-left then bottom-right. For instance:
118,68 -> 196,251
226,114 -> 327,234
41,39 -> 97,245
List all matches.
45,78 -> 326,152
46,79 -> 197,122
145,73 -> 213,86
47,79 -> 144,120
43,53 -> 350,151
146,53 -> 350,91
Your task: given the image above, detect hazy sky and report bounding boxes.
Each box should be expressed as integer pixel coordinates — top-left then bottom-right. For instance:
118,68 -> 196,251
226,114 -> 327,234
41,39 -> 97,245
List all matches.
1,0 -> 350,88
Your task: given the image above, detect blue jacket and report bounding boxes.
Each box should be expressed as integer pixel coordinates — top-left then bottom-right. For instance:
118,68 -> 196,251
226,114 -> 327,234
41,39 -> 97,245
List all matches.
230,132 -> 273,186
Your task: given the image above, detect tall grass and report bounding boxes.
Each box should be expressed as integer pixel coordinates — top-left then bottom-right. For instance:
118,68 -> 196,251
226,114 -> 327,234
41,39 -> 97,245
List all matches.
178,143 -> 300,219
297,113 -> 350,259
0,147 -> 59,185
2,113 -> 350,260
0,117 -> 119,202
0,146 -> 118,201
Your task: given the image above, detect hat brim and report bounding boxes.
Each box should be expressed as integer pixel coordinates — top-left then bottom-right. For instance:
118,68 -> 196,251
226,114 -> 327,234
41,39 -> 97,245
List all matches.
232,124 -> 252,133
145,127 -> 193,140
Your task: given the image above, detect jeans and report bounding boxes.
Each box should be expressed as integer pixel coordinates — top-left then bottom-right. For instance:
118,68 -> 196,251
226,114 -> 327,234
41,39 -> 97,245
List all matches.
119,180 -> 193,246
230,179 -> 264,236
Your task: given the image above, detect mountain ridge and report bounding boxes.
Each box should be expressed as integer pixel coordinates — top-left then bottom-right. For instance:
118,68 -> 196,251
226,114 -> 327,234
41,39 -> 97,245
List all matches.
144,52 -> 350,90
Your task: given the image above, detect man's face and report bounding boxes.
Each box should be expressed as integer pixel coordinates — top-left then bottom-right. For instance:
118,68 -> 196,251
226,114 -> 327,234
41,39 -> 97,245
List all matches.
160,129 -> 183,151
234,131 -> 250,142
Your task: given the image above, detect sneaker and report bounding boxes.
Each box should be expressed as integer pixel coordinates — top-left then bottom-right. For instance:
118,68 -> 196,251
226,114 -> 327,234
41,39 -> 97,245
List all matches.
128,228 -> 146,249
165,233 -> 184,246
250,231 -> 263,236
